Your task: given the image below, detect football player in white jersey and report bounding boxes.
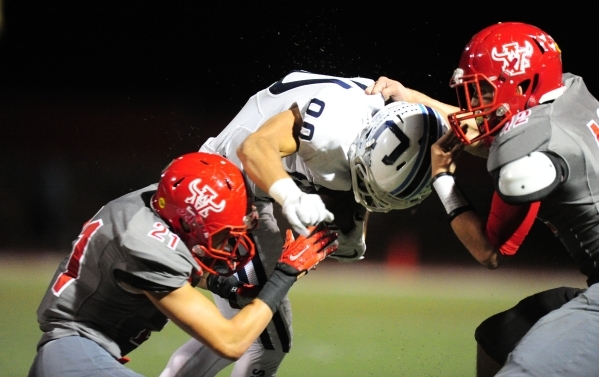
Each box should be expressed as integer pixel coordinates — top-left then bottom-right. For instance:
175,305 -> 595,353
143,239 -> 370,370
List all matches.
28,152 -> 338,377
160,71 -> 447,377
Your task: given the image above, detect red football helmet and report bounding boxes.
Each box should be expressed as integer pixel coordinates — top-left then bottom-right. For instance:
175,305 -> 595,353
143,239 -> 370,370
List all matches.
448,22 -> 564,145
152,152 -> 257,276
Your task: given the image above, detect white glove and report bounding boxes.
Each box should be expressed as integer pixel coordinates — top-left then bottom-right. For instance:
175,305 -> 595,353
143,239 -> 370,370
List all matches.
269,178 -> 334,236
327,215 -> 366,262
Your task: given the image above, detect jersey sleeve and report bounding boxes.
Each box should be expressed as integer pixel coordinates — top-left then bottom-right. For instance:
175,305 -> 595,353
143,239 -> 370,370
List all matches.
485,191 -> 540,256
115,212 -> 200,292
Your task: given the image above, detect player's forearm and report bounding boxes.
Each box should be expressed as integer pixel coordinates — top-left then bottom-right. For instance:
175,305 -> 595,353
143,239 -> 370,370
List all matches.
147,286 -> 274,361
406,88 -> 460,122
451,211 -> 500,269
206,299 -> 274,360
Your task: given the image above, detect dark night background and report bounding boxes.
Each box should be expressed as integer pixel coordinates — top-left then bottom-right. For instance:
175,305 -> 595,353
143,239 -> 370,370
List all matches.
1,2 -> 594,270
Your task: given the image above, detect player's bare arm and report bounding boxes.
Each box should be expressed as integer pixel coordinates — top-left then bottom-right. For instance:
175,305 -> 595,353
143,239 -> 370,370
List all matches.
449,211 -> 501,269
147,224 -> 338,361
431,130 -> 501,269
366,76 -> 459,121
237,105 -> 334,235
236,107 -> 302,193
145,283 -> 273,361
367,76 -> 488,158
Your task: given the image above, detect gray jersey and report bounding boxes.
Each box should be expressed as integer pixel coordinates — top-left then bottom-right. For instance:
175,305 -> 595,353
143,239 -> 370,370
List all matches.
200,70 -> 384,197
488,73 -> 599,285
35,185 -> 202,359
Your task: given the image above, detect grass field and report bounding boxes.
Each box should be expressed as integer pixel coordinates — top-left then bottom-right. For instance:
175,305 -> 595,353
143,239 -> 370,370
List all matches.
0,252 -> 586,377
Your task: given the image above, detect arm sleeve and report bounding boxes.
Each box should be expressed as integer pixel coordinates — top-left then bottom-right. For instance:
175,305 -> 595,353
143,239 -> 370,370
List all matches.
485,192 -> 540,256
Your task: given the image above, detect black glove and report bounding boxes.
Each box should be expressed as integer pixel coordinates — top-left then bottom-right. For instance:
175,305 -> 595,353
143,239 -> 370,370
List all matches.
206,274 -> 261,309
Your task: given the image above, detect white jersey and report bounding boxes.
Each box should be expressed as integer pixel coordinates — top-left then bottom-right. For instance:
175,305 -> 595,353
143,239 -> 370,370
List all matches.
200,70 -> 384,198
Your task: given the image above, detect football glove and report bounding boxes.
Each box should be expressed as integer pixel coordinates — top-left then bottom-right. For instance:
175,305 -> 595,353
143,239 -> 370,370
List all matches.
278,223 -> 338,279
206,274 -> 261,309
269,178 -> 334,236
257,224 -> 338,313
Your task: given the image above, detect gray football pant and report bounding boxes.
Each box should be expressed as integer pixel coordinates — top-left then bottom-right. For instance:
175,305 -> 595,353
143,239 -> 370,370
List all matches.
160,200 -> 292,377
28,336 -> 143,377
496,282 -> 599,376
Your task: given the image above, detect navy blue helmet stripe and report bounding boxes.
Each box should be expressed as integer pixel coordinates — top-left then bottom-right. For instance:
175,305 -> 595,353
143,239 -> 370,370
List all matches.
393,104 -> 441,198
390,104 -> 431,195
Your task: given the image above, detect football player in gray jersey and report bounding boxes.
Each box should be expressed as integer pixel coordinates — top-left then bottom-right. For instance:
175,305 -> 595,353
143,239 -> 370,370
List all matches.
27,152 -> 338,377
369,22 -> 599,376
161,71 -> 447,377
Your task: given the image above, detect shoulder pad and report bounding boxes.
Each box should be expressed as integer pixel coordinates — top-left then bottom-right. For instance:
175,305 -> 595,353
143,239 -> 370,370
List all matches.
497,151 -> 560,204
487,106 -> 552,172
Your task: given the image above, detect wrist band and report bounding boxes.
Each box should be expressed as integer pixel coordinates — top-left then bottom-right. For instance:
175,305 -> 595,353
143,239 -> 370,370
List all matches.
268,178 -> 302,206
432,173 -> 472,221
256,266 -> 296,313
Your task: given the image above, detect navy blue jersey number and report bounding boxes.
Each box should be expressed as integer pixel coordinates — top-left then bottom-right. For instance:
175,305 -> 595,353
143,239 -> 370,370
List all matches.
299,98 -> 325,141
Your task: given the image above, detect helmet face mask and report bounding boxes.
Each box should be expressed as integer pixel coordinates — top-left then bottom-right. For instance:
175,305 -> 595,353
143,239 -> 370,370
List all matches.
349,101 -> 447,212
191,224 -> 255,276
152,152 -> 257,276
448,22 -> 564,145
449,70 -> 512,146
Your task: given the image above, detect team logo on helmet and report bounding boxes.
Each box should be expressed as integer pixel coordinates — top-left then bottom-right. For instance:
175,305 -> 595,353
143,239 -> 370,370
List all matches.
184,178 -> 226,217
536,33 -> 559,53
491,41 -> 533,76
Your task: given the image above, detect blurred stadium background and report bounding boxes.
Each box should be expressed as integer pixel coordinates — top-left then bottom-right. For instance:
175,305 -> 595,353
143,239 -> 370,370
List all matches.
0,3 -> 593,376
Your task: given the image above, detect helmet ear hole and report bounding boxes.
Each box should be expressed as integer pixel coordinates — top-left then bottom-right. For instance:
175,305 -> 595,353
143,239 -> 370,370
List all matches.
531,74 -> 539,93
519,79 -> 532,94
179,218 -> 191,233
172,177 -> 185,188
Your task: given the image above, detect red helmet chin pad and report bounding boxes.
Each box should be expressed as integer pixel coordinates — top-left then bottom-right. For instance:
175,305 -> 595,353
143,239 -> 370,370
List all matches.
448,22 -> 564,144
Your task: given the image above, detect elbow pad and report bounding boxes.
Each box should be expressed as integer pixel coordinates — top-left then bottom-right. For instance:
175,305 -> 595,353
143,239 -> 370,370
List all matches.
495,152 -> 565,205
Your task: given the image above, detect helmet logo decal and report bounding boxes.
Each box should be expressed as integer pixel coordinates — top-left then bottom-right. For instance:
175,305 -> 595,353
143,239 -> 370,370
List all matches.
184,178 -> 226,217
536,33 -> 559,53
491,41 -> 533,76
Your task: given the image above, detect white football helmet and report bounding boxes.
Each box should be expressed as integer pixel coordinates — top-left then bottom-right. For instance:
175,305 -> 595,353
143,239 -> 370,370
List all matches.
349,101 -> 448,212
